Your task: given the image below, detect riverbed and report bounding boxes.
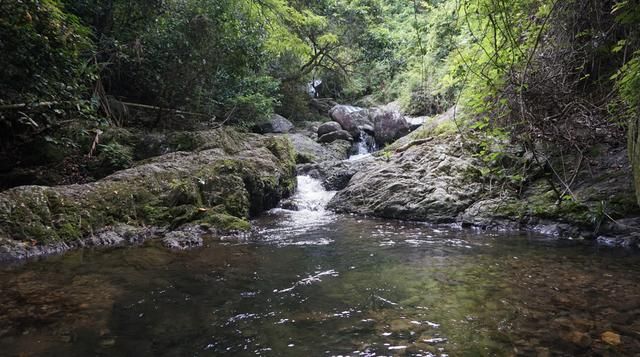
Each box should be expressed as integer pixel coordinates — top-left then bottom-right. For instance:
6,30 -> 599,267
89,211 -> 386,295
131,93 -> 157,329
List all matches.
1,177 -> 639,356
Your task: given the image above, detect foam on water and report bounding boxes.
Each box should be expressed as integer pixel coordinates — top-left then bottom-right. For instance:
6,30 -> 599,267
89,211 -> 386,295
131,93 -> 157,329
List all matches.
255,176 -> 337,246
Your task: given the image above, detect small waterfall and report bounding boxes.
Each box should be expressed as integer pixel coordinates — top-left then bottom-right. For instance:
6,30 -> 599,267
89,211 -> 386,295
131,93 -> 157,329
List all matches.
349,131 -> 378,160
288,176 -> 336,212
256,176 -> 336,245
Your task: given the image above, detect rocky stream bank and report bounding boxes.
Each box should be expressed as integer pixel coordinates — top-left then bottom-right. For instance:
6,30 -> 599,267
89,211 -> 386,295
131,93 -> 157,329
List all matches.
1,103 -> 639,261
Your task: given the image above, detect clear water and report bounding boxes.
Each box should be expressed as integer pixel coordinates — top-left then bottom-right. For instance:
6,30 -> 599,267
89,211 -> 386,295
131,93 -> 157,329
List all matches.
1,177 -> 640,356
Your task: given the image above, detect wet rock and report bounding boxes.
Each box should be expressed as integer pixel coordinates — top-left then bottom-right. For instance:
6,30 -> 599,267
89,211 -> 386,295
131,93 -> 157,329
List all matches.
162,226 -> 205,250
317,130 -> 353,144
329,105 -> 373,137
82,225 -> 151,247
371,108 -> 410,146
601,331 -> 621,345
297,156 -> 374,191
254,114 -> 294,134
317,121 -> 342,137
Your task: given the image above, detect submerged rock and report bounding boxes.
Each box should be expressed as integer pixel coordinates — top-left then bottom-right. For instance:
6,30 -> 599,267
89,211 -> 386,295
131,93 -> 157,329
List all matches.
566,331 -> 592,348
600,331 -> 621,346
0,128 -> 297,261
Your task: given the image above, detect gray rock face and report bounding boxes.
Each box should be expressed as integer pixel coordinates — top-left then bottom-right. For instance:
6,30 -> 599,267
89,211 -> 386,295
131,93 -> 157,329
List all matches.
372,109 -> 410,146
328,136 -> 483,222
287,133 -> 350,164
318,130 -> 353,144
329,105 -> 373,137
255,114 -> 294,134
298,155 -> 375,191
317,121 -> 342,137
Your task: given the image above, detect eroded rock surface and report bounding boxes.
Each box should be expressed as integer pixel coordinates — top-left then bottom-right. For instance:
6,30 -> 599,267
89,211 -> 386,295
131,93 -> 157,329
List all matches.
328,136 -> 482,222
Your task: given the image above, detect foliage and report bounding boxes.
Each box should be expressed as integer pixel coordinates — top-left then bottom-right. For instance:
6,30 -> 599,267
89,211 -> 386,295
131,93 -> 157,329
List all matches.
0,0 -> 95,155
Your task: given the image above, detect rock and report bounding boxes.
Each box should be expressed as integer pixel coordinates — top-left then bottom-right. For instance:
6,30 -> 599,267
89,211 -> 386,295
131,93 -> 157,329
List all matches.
329,105 -> 373,137
254,114 -> 294,134
81,225 -> 149,247
317,121 -> 342,137
328,134 -> 483,223
287,133 -> 350,164
318,130 -> 353,144
566,331 -> 592,348
162,226 -> 205,250
371,108 -> 410,146
350,132 -> 378,156
406,116 -> 428,131
0,129 -> 296,261
600,331 -> 621,345
310,98 -> 338,114
297,155 -> 374,191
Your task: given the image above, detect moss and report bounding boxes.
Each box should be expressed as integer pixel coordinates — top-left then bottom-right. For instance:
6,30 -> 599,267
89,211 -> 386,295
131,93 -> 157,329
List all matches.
56,222 -> 82,241
198,212 -> 251,232
0,128 -> 298,247
296,152 -> 317,164
168,132 -> 202,151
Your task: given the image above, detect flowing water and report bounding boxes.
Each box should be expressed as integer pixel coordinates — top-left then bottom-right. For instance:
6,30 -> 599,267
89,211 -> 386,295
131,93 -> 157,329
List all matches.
1,176 -> 640,356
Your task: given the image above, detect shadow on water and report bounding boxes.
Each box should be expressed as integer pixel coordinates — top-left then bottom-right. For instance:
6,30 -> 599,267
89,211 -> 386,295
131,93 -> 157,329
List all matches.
1,176 -> 640,356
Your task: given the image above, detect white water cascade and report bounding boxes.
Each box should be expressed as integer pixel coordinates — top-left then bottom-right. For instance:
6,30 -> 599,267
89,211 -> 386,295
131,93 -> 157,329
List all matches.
256,176 -> 337,245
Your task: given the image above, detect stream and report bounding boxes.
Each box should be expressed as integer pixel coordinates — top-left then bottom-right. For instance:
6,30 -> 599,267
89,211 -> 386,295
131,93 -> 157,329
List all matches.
1,175 -> 640,356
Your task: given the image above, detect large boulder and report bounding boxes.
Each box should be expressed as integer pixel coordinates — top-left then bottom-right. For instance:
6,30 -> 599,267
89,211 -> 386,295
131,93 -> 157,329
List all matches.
287,133 -> 350,164
327,135 -> 483,222
254,114 -> 294,134
318,130 -> 353,144
317,121 -> 342,137
372,109 -> 411,146
329,105 -> 373,137
0,129 -> 297,261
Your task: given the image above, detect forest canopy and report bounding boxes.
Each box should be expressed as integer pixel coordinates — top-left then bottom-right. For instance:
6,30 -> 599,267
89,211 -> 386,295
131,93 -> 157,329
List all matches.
1,0 -> 640,197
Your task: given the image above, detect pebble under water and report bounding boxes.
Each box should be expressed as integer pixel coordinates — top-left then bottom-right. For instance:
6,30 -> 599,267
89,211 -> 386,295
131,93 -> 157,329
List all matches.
1,177 -> 640,356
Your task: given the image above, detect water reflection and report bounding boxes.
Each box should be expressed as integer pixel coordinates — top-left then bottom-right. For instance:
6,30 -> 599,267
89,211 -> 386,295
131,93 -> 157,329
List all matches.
1,205 -> 640,355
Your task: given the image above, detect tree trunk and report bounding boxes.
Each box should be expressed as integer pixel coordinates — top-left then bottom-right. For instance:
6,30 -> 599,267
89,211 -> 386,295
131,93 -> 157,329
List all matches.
630,115 -> 640,207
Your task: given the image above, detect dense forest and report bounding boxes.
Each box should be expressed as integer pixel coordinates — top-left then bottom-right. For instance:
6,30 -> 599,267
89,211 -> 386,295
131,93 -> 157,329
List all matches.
1,0 -> 639,196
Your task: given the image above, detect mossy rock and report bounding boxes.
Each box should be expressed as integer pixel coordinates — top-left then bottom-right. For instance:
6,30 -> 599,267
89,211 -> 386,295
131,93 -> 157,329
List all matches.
0,129 -> 296,249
